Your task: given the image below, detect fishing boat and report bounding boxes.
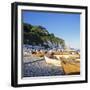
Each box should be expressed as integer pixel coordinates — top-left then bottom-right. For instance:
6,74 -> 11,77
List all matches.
44,56 -> 61,66
61,60 -> 80,75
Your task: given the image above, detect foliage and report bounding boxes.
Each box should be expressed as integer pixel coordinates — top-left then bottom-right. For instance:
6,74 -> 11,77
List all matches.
23,23 -> 65,48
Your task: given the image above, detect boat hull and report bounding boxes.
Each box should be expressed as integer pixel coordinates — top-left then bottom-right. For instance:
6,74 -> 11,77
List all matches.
61,60 -> 80,75
44,56 -> 61,66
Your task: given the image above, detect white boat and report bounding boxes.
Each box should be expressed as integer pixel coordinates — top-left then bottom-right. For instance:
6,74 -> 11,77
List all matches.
75,59 -> 80,62
44,56 -> 61,66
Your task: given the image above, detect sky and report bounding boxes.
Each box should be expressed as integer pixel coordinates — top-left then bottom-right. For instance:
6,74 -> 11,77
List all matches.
22,11 -> 80,49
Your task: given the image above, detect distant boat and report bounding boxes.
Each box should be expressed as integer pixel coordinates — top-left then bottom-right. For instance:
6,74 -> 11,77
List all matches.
44,56 -> 61,66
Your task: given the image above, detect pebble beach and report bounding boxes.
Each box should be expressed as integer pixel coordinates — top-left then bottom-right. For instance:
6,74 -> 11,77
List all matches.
23,57 -> 64,77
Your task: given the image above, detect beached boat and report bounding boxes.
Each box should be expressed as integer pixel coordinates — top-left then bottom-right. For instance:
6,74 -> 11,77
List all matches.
44,56 -> 61,66
75,59 -> 80,62
61,60 -> 80,75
